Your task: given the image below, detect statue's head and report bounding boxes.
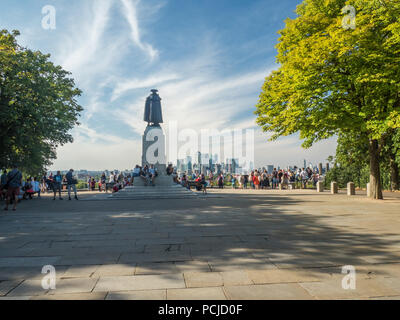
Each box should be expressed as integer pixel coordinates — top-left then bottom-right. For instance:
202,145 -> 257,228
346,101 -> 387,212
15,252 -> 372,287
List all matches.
151,89 -> 158,94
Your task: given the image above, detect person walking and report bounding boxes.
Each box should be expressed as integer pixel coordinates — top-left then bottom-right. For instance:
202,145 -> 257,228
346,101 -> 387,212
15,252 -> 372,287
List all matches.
65,169 -> 78,200
4,165 -> 23,211
52,171 -> 63,200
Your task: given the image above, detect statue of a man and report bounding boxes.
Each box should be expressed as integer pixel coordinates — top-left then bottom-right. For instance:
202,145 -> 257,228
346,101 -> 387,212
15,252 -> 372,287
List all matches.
144,89 -> 163,126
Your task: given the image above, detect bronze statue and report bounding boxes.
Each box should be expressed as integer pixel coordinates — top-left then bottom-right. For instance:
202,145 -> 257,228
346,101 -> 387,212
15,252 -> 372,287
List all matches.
144,89 -> 163,126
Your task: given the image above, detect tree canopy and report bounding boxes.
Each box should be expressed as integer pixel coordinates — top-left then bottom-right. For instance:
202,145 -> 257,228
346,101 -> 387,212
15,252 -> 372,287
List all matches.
0,30 -> 83,175
255,0 -> 400,199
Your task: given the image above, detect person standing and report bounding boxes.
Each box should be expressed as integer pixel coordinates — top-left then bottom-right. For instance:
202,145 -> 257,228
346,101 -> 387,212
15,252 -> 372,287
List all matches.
100,173 -> 107,192
0,169 -> 7,200
4,165 -> 23,211
218,174 -> 224,189
65,169 -> 78,200
301,168 -> 308,189
53,171 -> 63,200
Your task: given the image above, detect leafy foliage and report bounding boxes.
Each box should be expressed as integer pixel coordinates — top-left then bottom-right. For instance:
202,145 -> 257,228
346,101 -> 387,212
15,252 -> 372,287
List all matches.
255,0 -> 400,199
0,30 -> 83,175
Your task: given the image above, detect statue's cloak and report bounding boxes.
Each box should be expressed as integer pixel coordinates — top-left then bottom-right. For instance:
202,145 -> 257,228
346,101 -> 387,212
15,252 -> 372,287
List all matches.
144,90 -> 163,125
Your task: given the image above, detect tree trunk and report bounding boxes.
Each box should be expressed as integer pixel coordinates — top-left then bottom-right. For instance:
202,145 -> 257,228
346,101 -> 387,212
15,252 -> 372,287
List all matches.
389,156 -> 400,191
368,139 -> 383,199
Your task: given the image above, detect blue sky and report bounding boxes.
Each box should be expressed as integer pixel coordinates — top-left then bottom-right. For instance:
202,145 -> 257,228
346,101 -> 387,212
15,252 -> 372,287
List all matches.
1,0 -> 337,170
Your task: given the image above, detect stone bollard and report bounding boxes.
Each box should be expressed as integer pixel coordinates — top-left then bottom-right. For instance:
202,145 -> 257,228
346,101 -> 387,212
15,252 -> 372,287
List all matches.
317,181 -> 324,192
367,183 -> 371,197
331,182 -> 338,194
347,182 -> 355,196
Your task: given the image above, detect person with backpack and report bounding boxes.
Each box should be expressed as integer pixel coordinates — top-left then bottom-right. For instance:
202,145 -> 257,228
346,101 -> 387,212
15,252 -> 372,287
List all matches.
4,165 -> 23,211
65,169 -> 78,200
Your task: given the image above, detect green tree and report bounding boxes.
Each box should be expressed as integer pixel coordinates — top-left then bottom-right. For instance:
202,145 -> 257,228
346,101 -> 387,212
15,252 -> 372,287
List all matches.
255,0 -> 400,199
0,30 -> 83,175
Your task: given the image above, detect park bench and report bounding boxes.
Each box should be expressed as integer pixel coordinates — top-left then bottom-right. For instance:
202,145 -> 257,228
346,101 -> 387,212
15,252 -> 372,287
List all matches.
187,180 -> 205,191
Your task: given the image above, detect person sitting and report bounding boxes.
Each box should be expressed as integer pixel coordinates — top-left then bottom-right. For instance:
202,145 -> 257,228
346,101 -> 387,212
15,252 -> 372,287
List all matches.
112,183 -> 120,193
181,174 -> 188,188
172,169 -> 178,183
166,164 -> 174,176
140,165 -> 149,186
148,164 -> 158,186
132,165 -> 140,183
23,178 -> 35,200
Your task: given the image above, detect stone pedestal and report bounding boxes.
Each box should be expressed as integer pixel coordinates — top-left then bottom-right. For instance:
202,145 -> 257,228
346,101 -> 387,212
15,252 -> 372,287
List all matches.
112,122 -> 197,199
347,182 -> 355,196
317,181 -> 324,192
331,182 -> 338,194
142,125 -> 166,167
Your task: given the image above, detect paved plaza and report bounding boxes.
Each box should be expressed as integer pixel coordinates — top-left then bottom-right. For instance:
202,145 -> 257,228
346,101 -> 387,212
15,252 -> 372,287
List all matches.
0,189 -> 400,300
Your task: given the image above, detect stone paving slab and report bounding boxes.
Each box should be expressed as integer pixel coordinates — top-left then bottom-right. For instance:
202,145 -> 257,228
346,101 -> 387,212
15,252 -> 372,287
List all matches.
46,278 -> 98,295
0,257 -> 61,268
247,268 -> 326,285
224,283 -> 314,300
299,277 -> 400,299
175,261 -> 212,273
7,280 -> 49,297
31,292 -> 107,300
119,252 -> 192,264
93,274 -> 186,292
135,262 -> 180,275
93,264 -> 136,277
61,265 -> 100,278
184,272 -> 224,288
0,280 -> 23,296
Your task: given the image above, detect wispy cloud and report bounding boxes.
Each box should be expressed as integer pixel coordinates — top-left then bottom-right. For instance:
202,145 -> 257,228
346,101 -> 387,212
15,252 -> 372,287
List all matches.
119,0 -> 159,60
59,0 -> 114,74
111,72 -> 181,101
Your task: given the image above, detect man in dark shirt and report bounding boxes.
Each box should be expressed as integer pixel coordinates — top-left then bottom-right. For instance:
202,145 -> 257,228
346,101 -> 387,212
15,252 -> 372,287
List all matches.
65,169 -> 78,200
4,165 -> 22,211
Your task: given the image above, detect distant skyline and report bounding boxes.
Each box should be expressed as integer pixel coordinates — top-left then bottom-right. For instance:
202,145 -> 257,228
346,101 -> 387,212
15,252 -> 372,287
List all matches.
1,0 -> 337,171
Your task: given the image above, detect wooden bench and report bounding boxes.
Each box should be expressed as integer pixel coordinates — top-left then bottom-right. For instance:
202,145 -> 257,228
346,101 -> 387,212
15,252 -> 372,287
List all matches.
187,180 -> 205,191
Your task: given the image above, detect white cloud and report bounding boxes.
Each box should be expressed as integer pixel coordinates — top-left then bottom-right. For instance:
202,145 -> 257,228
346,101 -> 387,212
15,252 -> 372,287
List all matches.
119,0 -> 159,60
59,0 -> 114,74
111,72 -> 181,101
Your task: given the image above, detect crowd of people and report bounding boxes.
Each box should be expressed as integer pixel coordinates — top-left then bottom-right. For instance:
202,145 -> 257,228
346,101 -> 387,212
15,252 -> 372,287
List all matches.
0,167 -> 80,211
1,164 -> 323,211
176,166 -> 321,190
